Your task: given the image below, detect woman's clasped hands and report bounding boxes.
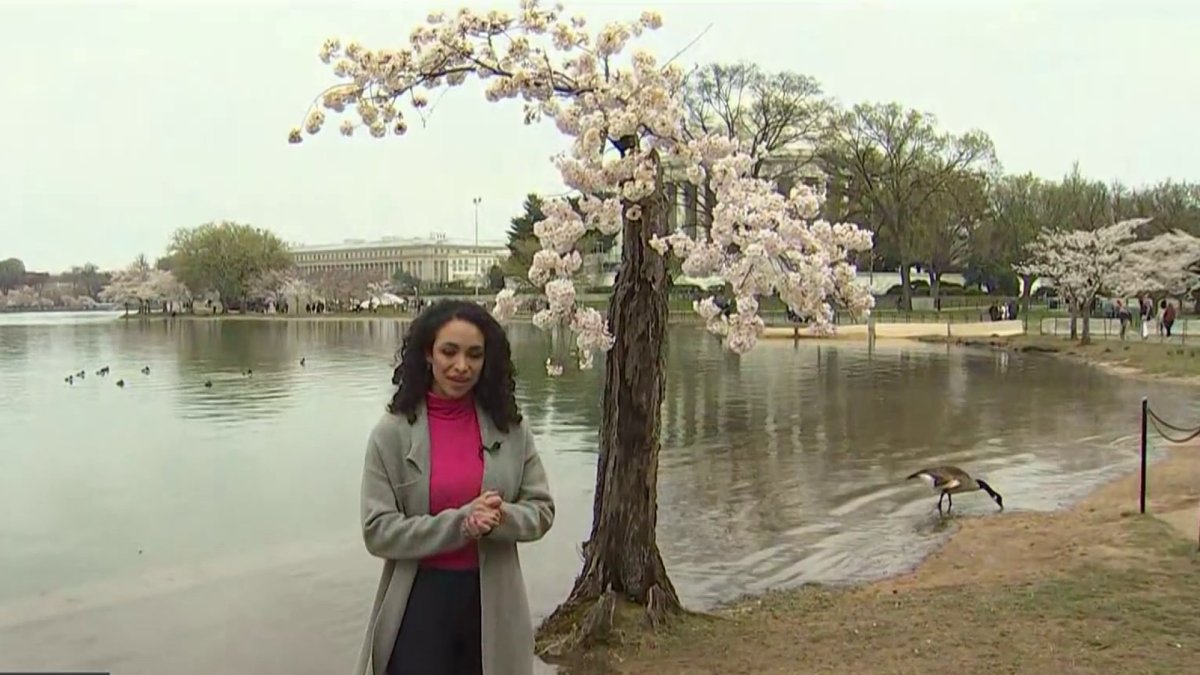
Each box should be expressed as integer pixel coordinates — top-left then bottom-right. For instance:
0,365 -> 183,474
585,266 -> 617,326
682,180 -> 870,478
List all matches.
462,490 -> 504,539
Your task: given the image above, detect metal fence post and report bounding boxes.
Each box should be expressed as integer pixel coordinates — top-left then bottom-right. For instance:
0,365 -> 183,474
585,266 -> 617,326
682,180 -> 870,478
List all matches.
1140,397 -> 1149,514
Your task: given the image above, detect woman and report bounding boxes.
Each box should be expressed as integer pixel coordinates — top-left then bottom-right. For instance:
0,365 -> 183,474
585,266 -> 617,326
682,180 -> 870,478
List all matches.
354,300 -> 555,675
1162,300 -> 1177,338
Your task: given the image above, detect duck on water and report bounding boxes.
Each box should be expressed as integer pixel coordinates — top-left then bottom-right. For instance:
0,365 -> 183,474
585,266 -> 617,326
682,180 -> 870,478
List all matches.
907,465 -> 1004,515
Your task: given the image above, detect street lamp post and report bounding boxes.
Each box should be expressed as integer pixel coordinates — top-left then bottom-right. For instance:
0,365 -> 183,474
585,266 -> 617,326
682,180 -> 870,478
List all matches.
472,196 -> 482,297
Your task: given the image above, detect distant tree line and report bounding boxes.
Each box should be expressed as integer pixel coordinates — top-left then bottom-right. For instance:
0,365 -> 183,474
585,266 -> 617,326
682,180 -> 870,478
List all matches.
7,65 -> 1198,315
496,62 -> 1199,314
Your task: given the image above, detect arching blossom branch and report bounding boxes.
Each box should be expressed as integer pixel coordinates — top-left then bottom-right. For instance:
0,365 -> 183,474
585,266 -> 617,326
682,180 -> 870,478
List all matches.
290,0 -> 873,373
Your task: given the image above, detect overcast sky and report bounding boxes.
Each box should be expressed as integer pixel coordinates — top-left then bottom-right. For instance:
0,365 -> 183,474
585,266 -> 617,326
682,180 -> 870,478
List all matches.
2,0 -> 1197,273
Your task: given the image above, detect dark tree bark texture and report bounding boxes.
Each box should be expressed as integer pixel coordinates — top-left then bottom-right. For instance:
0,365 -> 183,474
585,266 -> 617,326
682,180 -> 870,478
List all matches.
898,260 -> 913,310
536,154 -> 682,655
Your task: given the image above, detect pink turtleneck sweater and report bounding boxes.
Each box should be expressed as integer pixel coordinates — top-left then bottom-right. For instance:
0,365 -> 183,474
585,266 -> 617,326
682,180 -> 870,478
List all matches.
421,391 -> 485,570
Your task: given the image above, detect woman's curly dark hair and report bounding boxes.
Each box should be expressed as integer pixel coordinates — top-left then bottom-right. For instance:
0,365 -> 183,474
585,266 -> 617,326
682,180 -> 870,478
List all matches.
388,299 -> 522,433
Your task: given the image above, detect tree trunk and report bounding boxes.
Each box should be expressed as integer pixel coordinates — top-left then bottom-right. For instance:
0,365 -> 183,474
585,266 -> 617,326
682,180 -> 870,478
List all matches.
1020,274 -> 1034,321
537,162 -> 681,655
701,174 -> 715,239
1069,301 -> 1079,341
928,270 -> 941,312
1080,293 -> 1099,343
899,263 -> 913,311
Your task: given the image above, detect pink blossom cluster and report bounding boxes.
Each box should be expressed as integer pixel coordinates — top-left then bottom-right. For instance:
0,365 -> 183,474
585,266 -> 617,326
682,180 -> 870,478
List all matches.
492,288 -> 520,319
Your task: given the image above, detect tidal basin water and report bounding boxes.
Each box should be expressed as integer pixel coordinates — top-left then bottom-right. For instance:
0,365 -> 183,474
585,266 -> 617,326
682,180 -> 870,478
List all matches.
0,311 -> 1192,674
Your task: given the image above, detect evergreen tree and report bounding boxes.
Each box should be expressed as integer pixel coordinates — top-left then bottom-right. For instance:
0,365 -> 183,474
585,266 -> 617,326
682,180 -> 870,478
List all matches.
504,194 -> 546,280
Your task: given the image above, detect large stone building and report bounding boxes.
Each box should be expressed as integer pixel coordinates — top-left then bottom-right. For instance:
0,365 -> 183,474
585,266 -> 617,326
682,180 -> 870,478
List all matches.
289,234 -> 509,286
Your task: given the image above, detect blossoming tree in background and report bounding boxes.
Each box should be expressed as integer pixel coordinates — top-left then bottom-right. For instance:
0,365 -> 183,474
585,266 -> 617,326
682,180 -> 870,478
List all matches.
280,275 -> 318,311
0,287 -> 39,310
248,269 -> 316,311
289,0 -> 874,653
100,255 -> 188,315
1016,218 -> 1150,343
1114,230 -> 1200,308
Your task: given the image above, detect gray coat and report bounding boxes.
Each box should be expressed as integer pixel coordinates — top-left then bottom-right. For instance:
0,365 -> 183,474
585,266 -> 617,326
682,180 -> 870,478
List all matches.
352,402 -> 555,675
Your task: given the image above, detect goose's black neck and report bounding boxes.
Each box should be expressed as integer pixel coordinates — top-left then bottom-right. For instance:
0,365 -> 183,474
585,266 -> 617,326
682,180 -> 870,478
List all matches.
976,479 -> 998,497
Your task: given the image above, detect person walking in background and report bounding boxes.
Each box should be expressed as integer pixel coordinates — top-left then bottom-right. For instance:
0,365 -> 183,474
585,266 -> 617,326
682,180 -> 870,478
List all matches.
355,300 -> 555,675
1116,299 -> 1132,340
1140,296 -> 1154,339
1162,300 -> 1177,338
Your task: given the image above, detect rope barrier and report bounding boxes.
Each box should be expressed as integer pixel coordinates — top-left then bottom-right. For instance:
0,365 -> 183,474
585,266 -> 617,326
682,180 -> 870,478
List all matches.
1140,398 -> 1200,550
1147,408 -> 1200,444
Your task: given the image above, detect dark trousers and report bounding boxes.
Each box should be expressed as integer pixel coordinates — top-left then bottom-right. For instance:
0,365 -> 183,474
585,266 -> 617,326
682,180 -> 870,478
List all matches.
387,567 -> 482,675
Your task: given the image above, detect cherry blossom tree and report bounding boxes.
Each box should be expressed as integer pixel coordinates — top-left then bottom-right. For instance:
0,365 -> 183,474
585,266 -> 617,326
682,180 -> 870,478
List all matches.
289,0 -> 873,653
100,256 -> 154,313
61,294 -> 99,311
0,287 -> 37,309
147,269 -> 190,312
279,275 -> 316,311
247,269 -> 319,312
1113,230 -> 1200,307
100,256 -> 188,314
1016,218 -> 1150,343
309,268 -> 388,308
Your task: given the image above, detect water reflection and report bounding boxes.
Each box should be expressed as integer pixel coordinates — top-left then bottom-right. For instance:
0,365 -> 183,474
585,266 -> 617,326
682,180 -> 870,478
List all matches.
654,337 -> 1131,600
166,321 -> 307,424
0,316 -> 1195,675
0,322 -> 31,406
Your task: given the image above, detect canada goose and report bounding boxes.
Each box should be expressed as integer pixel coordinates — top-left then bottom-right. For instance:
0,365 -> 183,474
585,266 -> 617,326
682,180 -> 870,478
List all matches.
204,380 -> 213,388
907,465 -> 1003,514
243,368 -> 253,377
141,366 -> 151,375
116,379 -> 125,387
299,357 -> 306,367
